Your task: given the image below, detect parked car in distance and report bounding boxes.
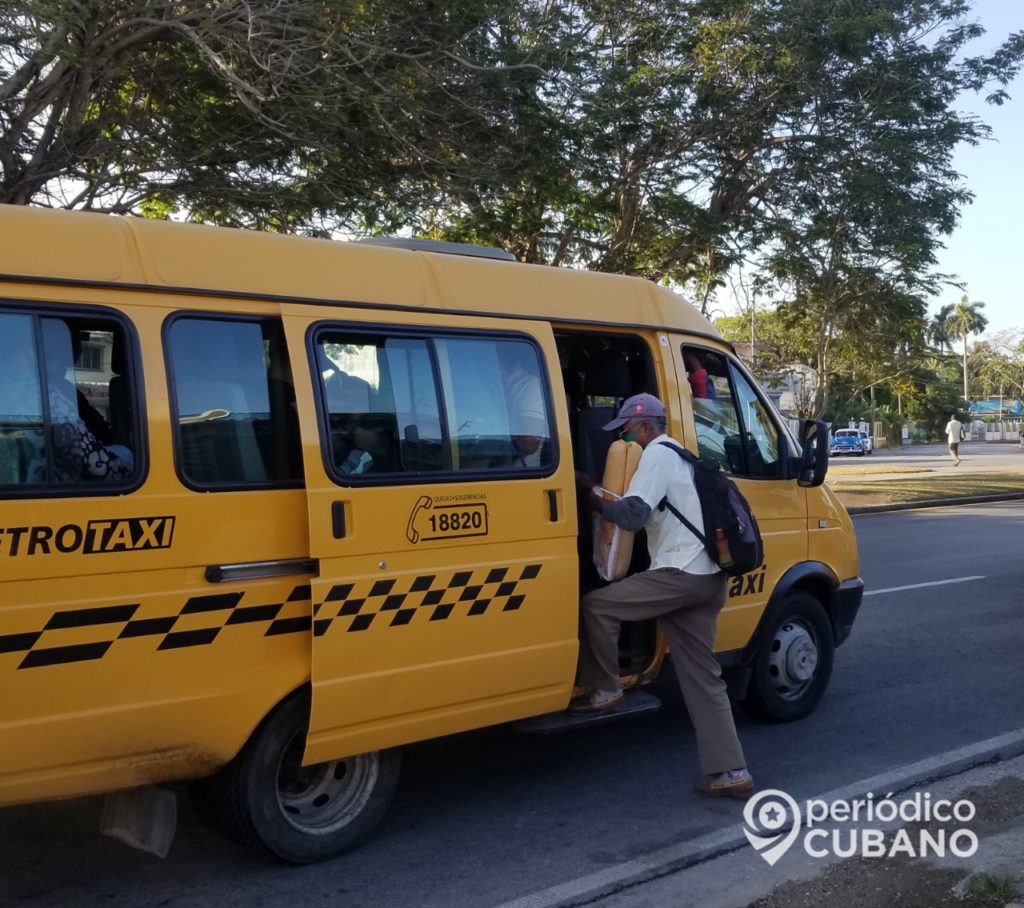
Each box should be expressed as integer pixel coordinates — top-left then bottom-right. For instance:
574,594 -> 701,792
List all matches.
830,428 -> 866,456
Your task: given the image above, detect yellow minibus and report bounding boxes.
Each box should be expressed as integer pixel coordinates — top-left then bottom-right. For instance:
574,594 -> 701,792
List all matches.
0,207 -> 861,862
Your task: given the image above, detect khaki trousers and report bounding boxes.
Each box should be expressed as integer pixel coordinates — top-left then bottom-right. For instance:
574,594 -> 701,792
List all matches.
578,567 -> 746,775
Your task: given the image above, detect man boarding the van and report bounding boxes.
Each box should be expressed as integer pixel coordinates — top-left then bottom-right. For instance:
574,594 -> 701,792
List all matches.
573,393 -> 753,798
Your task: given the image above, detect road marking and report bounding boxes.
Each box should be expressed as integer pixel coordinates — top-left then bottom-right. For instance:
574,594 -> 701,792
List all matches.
863,575 -> 985,596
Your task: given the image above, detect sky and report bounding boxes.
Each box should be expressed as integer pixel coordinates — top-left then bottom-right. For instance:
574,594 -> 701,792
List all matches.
925,0 -> 1024,341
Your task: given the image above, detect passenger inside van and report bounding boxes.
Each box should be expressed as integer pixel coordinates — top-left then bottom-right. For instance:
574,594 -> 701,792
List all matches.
41,319 -> 134,482
335,413 -> 398,475
684,350 -> 717,400
319,347 -> 373,414
501,344 -> 547,468
70,328 -> 115,445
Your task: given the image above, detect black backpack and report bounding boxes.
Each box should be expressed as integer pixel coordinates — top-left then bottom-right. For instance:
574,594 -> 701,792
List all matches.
658,442 -> 764,577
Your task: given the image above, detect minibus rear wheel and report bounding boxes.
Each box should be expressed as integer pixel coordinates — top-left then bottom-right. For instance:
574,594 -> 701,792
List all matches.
191,691 -> 400,863
743,592 -> 834,722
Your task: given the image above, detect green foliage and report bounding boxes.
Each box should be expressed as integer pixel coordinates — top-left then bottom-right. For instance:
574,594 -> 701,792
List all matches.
904,382 -> 964,439
0,0 -> 560,227
2,0 -> 1023,415
870,404 -> 906,445
959,871 -> 1020,907
943,295 -> 988,400
715,311 -> 815,371
971,331 -> 1024,398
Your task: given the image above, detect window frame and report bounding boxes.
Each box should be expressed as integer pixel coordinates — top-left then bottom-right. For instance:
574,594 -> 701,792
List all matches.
0,300 -> 147,499
307,322 -> 560,487
163,311 -> 304,493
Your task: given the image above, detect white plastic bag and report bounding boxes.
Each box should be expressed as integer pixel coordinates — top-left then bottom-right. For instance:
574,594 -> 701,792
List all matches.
592,487 -> 634,582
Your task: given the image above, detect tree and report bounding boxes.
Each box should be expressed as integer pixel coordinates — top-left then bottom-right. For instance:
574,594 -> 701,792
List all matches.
905,381 -> 964,441
928,302 -> 956,380
971,330 -> 1024,400
944,295 -> 988,402
715,308 -> 817,377
2,0 -> 1023,363
398,0 -> 1024,303
745,0 -> 1022,416
0,1 -> 561,228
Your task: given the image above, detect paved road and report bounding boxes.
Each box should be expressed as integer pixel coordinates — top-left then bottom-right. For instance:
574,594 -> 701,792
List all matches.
3,502 -> 1023,908
828,440 -> 1024,480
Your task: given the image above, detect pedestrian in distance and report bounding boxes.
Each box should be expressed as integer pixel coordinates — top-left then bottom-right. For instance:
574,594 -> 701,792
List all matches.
944,414 -> 964,466
572,392 -> 753,799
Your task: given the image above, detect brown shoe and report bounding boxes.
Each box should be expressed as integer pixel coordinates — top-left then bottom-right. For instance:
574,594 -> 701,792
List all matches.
568,689 -> 624,714
695,769 -> 755,799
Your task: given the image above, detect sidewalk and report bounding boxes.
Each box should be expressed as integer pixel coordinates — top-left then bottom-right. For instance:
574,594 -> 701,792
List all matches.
587,751 -> 1024,908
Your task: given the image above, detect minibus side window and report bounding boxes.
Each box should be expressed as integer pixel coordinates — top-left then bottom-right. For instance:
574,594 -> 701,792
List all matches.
683,346 -> 782,479
0,313 -> 46,486
314,330 -> 554,479
729,363 -> 782,477
435,336 -> 553,472
0,309 -> 139,491
317,333 -> 443,476
167,317 -> 303,488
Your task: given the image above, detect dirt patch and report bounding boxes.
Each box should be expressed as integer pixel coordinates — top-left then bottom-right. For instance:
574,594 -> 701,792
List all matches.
957,777 -> 1024,834
747,857 -> 966,908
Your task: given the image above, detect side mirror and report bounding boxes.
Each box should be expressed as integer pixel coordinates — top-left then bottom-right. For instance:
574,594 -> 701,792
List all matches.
797,419 -> 829,487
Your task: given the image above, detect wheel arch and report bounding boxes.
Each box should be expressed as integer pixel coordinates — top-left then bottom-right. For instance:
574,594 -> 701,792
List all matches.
739,561 -> 839,669
197,681 -> 313,781
190,680 -> 401,863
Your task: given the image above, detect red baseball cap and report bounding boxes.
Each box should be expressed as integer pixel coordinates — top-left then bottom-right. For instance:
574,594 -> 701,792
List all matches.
602,393 -> 667,431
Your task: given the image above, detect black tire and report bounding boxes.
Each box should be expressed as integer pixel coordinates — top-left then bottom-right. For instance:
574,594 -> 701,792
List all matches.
190,691 -> 400,863
743,592 -> 834,722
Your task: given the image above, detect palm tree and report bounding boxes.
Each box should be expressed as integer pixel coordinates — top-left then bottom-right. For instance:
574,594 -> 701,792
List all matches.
944,295 -> 988,402
927,302 -> 955,380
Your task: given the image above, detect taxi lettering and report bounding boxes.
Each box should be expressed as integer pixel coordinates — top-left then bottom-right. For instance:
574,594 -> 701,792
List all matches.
728,563 -> 767,598
0,516 -> 175,556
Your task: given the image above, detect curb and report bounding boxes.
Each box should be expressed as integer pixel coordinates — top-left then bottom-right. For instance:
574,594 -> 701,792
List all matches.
846,491 -> 1024,515
496,728 -> 1024,908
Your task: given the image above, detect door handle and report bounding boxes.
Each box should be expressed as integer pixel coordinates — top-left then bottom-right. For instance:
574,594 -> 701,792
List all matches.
332,501 -> 347,539
547,489 -> 559,522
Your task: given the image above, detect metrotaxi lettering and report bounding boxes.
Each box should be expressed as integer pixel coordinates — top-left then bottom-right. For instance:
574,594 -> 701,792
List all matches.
0,517 -> 175,556
728,563 -> 767,598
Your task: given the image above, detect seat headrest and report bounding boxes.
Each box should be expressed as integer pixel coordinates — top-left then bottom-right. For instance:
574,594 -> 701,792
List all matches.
110,336 -> 126,375
583,351 -> 632,397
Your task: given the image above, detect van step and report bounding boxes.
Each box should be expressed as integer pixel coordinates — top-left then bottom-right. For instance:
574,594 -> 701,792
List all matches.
513,690 -> 662,734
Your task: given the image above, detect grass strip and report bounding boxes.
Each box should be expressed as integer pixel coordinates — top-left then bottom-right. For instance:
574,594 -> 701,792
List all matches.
831,471 -> 1024,506
827,465 -> 932,476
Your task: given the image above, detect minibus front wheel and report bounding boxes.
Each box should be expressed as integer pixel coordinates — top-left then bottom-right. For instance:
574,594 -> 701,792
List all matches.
192,691 -> 401,863
744,592 -> 834,722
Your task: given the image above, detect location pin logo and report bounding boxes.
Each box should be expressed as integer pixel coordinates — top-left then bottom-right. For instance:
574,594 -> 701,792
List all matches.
743,789 -> 802,866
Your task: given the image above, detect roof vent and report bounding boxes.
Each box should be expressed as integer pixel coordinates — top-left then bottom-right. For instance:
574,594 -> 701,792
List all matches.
358,237 -> 516,262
